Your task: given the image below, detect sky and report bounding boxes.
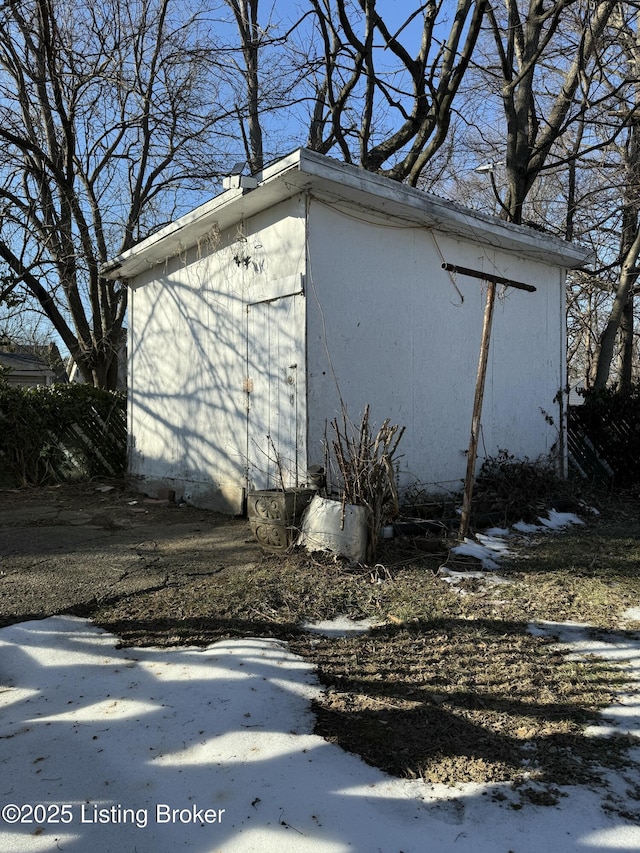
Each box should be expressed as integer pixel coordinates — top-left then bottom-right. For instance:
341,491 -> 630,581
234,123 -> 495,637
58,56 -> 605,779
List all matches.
1,512 -> 640,853
2,0 -> 443,356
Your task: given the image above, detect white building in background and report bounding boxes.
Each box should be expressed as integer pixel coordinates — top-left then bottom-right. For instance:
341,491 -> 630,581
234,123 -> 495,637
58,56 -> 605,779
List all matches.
102,149 -> 590,513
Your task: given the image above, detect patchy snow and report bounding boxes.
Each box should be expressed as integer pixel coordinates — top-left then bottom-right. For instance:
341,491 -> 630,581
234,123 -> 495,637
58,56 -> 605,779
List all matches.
301,617 -> 380,637
511,509 -> 585,534
475,532 -> 512,553
513,520 -> 544,533
483,526 -> 511,537
538,510 -> 586,529
449,509 -> 586,576
581,504 -> 601,516
448,529 -> 514,574
450,537 -> 504,570
528,620 -> 640,753
438,567 -> 514,586
0,616 -> 639,852
0,504 -> 635,851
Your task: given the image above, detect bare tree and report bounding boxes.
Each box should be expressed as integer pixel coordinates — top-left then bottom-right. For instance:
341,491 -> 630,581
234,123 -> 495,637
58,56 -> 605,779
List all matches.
482,0 -> 619,225
306,0 -> 488,184
0,0 -> 230,389
221,1 -> 327,171
590,5 -> 640,390
537,4 -> 640,392
592,129 -> 640,390
432,1 -> 640,389
225,0 -> 265,173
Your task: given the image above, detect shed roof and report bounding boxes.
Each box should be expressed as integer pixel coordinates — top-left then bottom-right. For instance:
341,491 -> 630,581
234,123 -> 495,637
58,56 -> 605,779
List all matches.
102,148 -> 591,280
0,351 -> 58,386
0,342 -> 67,384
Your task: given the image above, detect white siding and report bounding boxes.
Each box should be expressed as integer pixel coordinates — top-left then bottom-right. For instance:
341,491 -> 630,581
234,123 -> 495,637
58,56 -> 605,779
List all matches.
125,181 -> 569,512
305,199 -> 566,496
128,196 -> 307,511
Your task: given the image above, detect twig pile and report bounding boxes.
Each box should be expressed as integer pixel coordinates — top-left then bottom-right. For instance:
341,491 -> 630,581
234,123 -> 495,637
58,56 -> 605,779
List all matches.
330,404 -> 405,559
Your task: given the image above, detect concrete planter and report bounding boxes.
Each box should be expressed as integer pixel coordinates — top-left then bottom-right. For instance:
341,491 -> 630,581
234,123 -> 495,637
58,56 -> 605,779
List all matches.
247,488 -> 316,552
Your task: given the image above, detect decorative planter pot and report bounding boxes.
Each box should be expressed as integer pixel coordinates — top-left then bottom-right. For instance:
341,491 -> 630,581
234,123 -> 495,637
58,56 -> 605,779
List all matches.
247,488 -> 316,552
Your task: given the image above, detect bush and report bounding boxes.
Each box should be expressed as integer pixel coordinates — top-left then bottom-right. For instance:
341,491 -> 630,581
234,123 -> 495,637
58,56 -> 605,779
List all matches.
474,449 -> 573,523
0,379 -> 126,486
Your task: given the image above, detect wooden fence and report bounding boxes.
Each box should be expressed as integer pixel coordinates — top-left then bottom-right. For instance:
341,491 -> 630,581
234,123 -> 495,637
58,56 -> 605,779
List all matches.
51,397 -> 127,482
0,384 -> 127,487
567,404 -> 640,486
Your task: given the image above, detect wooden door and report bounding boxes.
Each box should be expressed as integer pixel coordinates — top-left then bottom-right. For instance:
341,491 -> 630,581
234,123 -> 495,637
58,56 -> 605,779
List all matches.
246,294 -> 305,490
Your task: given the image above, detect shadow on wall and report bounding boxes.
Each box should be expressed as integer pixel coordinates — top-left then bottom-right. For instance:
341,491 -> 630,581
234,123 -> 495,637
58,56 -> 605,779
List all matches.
127,221 -> 305,511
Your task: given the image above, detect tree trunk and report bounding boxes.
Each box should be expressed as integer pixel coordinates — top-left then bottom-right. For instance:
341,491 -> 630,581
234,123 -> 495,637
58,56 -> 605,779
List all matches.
593,231 -> 640,390
228,0 -> 264,173
619,294 -> 635,393
0,0 -> 224,389
594,121 -> 640,390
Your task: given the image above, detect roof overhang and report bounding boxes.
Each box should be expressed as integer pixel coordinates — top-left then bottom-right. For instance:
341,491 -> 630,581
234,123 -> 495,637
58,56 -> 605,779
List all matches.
101,148 -> 591,281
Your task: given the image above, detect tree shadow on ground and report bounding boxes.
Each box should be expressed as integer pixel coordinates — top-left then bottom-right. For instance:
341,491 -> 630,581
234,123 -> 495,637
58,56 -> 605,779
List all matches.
290,618 -> 635,787
64,610 -> 638,792
10,616 -> 637,853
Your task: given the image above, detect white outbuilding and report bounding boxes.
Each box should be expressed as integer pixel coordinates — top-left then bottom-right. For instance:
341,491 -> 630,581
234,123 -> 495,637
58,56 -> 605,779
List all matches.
102,148 -> 589,513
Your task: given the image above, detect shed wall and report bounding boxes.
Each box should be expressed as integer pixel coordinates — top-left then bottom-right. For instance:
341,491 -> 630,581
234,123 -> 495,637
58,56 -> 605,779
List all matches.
305,199 -> 566,496
127,196 -> 307,511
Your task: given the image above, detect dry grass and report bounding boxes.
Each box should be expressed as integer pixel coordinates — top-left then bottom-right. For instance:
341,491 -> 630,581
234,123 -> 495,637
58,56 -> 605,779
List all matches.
94,487 -> 640,795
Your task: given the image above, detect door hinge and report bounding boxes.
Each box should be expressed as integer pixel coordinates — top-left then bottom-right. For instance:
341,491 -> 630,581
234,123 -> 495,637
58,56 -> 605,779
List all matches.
243,377 -> 254,393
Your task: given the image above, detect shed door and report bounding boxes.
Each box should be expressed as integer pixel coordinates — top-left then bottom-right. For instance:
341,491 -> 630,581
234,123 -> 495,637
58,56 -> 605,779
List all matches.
246,293 -> 305,490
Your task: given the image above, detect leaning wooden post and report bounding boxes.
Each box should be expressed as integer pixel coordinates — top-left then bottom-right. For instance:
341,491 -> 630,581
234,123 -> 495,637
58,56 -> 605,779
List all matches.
441,264 -> 536,541
458,280 -> 496,540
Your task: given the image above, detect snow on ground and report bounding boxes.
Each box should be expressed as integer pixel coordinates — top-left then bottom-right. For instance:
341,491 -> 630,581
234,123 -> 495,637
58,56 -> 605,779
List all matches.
449,538 -> 503,570
539,510 -> 586,529
512,510 -> 587,535
1,614 -> 640,853
528,615 -> 640,830
300,617 -> 380,637
529,617 -> 640,741
447,508 -> 586,576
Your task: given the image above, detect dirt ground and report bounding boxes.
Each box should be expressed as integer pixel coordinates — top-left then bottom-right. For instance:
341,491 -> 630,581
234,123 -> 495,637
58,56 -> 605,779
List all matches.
0,480 -> 262,630
2,479 -> 639,804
